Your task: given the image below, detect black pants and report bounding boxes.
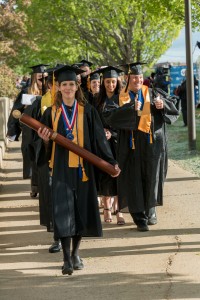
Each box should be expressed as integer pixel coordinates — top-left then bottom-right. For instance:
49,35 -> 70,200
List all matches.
131,207 -> 156,225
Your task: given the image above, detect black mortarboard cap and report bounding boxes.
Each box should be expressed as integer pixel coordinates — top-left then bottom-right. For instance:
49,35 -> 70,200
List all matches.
45,67 -> 55,74
54,65 -> 84,83
45,64 -> 65,76
71,63 -> 83,68
37,74 -> 48,82
89,70 -> 100,81
29,64 -> 49,74
79,60 -> 93,67
96,66 -> 123,79
119,62 -> 146,75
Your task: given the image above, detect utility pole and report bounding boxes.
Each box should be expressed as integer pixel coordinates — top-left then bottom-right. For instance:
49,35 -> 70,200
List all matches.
184,0 -> 196,150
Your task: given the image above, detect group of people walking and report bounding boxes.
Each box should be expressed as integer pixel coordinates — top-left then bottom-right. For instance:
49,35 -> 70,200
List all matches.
7,59 -> 179,276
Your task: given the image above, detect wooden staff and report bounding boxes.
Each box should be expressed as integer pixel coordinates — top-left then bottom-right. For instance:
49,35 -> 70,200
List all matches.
12,110 -> 118,176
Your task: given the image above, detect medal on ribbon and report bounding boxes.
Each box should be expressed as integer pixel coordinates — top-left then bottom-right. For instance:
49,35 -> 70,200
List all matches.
61,100 -> 78,140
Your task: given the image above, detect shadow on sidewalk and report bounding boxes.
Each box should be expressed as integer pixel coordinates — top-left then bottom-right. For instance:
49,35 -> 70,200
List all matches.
166,177 -> 200,182
0,269 -> 200,300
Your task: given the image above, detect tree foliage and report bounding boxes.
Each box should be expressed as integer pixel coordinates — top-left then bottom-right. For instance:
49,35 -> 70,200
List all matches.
1,0 -> 200,71
0,0 -> 36,65
0,0 -> 34,96
0,64 -> 19,98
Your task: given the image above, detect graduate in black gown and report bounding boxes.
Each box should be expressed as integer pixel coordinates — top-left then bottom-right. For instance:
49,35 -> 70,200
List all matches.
96,66 -> 125,225
7,64 -> 48,196
7,84 -> 29,142
84,70 -> 100,107
37,65 -> 120,276
79,60 -> 93,95
103,62 -> 179,231
32,68 -> 62,253
22,64 -> 48,197
7,83 -> 30,178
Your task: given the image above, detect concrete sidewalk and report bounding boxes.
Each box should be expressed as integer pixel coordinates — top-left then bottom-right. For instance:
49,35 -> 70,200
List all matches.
0,141 -> 200,300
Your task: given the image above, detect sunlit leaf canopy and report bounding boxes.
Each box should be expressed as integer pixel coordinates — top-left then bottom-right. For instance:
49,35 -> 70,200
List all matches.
1,0 -> 200,73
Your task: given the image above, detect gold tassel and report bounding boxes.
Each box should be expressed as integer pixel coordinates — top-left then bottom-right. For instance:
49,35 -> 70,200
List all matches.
125,64 -> 131,93
87,75 -> 91,91
132,138 -> 135,149
51,72 -> 55,104
100,72 -> 103,85
82,167 -> 89,182
125,73 -> 130,93
150,129 -> 153,144
49,106 -> 62,175
132,132 -> 135,149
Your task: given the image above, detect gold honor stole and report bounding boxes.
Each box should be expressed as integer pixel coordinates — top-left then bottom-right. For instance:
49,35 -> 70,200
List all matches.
49,104 -> 88,181
41,90 -> 52,115
119,85 -> 152,149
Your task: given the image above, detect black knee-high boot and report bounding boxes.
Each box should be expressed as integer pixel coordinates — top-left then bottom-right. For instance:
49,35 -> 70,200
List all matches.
72,235 -> 82,256
60,237 -> 71,262
60,237 -> 73,275
71,235 -> 84,270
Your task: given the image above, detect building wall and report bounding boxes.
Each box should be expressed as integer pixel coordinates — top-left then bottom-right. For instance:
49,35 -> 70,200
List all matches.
0,97 -> 11,168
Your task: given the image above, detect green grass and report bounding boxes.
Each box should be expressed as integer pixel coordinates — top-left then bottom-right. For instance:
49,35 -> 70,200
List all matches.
167,108 -> 200,177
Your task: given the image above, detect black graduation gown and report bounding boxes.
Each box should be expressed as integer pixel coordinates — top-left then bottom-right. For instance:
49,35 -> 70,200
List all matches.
84,90 -> 98,107
81,76 -> 89,95
40,103 -> 117,238
7,87 -> 28,140
20,98 -> 42,192
7,87 -> 32,179
103,88 -> 179,213
28,97 -> 53,231
97,95 -> 118,196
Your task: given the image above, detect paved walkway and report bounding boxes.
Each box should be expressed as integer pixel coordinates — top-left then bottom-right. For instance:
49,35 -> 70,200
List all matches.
0,141 -> 200,300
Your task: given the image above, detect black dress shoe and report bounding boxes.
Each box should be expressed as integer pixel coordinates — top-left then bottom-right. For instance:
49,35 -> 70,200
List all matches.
137,224 -> 149,232
71,256 -> 84,270
49,240 -> 61,253
148,216 -> 157,225
62,261 -> 73,275
30,192 -> 37,198
147,207 -> 157,225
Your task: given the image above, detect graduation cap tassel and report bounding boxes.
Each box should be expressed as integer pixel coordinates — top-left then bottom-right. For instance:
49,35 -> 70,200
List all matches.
87,75 -> 91,91
150,129 -> 153,144
125,74 -> 130,93
82,167 -> 89,182
125,64 -> 131,93
100,73 -> 103,85
132,132 -> 135,149
78,163 -> 88,181
52,72 -> 56,104
42,73 -> 46,96
78,163 -> 82,179
129,132 -> 135,149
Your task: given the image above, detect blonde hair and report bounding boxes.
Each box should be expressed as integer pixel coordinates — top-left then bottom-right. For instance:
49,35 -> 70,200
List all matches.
28,73 -> 42,95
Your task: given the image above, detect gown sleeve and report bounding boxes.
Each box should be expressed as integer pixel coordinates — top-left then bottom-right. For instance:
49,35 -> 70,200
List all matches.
151,88 -> 179,124
35,107 -> 53,166
87,105 -> 118,166
103,102 -> 137,130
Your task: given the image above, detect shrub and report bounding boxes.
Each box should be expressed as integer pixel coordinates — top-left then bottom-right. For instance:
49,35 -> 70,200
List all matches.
0,64 -> 18,99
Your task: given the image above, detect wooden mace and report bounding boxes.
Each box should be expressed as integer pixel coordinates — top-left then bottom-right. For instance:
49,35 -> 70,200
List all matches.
13,110 -> 118,176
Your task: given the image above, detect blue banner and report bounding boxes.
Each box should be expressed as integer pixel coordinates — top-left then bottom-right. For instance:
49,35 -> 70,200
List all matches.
169,64 -> 199,104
